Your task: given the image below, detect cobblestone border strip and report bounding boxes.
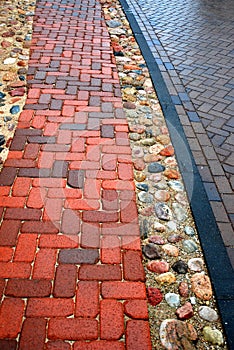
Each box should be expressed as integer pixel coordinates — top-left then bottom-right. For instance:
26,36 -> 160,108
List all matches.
114,0 -> 234,348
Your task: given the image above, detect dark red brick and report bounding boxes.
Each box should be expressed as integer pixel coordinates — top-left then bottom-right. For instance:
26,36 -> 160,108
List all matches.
79,265 -> 122,281
123,251 -> 145,281
0,220 -> 21,246
83,211 -> 118,223
53,264 -> 77,297
21,221 -> 59,234
4,208 -> 42,221
126,320 -> 152,350
0,167 -> 17,186
0,339 -> 17,350
6,279 -> 52,297
45,341 -> 71,350
19,318 -> 47,350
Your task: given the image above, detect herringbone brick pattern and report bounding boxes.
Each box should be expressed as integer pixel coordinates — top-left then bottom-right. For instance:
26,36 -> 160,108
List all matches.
126,0 -> 234,266
0,0 -> 152,348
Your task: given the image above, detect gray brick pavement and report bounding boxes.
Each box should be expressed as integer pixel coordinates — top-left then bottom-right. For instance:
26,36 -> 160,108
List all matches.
126,0 -> 234,266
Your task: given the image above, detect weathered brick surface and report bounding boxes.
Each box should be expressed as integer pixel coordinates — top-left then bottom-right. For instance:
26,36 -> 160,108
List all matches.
126,320 -> 152,350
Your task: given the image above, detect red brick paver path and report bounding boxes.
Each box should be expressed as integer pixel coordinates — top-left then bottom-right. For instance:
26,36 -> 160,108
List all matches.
0,0 -> 152,349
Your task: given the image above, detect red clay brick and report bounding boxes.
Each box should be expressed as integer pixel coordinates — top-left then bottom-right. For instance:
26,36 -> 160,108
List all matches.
0,220 -> 21,246
19,109 -> 34,121
118,163 -> 133,180
0,186 -> 10,196
126,320 -> 152,350
120,201 -> 138,223
19,318 -> 47,350
0,298 -> 25,338
102,282 -> 146,299
60,209 -> 80,235
102,180 -> 135,191
26,298 -> 74,317
62,105 -> 75,117
83,210 -> 118,223
65,199 -> 100,210
75,281 -> 99,318
0,196 -> 25,208
0,262 -> 31,278
43,198 -> 63,221
80,222 -> 100,248
4,208 -> 42,221
100,300 -> 124,340
84,179 -> 101,199
12,177 -> 31,197
124,300 -> 149,319
102,145 -> 131,154
14,234 -> 38,262
21,221 -> 59,234
79,265 -> 122,281
102,223 -> 140,236
101,236 -> 121,264
0,279 -> 6,299
38,151 -> 54,168
102,153 -> 117,171
0,247 -> 13,262
39,234 -> 79,248
33,248 -> 57,279
121,236 -> 141,251
24,143 -> 40,159
45,341 -> 71,350
6,279 -> 51,297
74,341 -> 125,350
27,187 -> 46,209
32,178 -> 66,188
32,115 -> 46,129
48,188 -> 82,199
123,251 -> 145,282
53,264 -> 77,298
48,319 -> 98,340
4,158 -> 36,168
